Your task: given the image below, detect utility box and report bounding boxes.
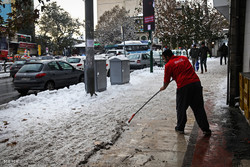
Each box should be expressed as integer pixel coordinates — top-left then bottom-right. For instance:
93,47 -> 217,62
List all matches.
110,56 -> 130,85
84,57 -> 107,92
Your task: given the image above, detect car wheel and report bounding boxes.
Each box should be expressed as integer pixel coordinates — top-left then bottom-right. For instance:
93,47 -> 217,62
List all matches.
17,89 -> 29,95
79,74 -> 84,83
45,81 -> 55,90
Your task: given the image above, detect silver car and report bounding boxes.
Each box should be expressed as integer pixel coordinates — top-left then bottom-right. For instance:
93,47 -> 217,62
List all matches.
128,53 -> 155,69
13,60 -> 84,95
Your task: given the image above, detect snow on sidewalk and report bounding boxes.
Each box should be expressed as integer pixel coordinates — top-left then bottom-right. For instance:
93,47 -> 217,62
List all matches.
0,57 -> 227,166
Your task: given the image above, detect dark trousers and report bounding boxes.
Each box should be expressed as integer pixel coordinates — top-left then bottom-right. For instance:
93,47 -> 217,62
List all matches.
200,58 -> 207,72
176,82 -> 210,132
220,54 -> 227,65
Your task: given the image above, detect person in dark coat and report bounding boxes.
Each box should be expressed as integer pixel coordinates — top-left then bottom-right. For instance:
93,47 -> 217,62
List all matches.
199,42 -> 212,74
190,44 -> 200,71
218,43 -> 228,65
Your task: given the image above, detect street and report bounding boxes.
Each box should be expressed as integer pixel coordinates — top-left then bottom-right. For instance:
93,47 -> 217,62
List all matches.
0,76 -> 50,105
0,77 -> 20,105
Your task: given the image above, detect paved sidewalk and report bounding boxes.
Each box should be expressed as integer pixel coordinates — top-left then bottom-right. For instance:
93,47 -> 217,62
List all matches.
76,68 -> 250,167
78,96 -> 250,167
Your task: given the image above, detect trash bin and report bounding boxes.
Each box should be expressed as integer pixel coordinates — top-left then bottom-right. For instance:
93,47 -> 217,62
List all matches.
94,58 -> 107,92
84,57 -> 107,92
110,56 -> 130,85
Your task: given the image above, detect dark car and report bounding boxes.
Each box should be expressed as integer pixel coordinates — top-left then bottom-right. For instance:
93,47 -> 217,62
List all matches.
13,60 -> 84,95
9,60 -> 27,78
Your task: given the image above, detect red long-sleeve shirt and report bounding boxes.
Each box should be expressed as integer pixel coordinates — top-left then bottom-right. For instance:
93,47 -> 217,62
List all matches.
164,56 -> 200,89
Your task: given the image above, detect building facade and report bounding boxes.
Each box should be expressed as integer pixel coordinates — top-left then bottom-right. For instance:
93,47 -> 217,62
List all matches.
97,0 -> 140,20
0,0 -> 37,59
97,0 -> 149,42
214,0 -> 250,107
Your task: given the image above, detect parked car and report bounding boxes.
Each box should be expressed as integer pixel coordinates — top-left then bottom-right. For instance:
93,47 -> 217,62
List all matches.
152,50 -> 164,66
9,60 -> 27,78
106,49 -> 127,57
66,56 -> 85,71
128,53 -> 155,69
172,50 -> 187,57
13,60 -> 84,95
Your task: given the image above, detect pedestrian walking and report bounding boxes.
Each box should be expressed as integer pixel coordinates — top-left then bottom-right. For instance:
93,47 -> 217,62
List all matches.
189,44 -> 199,71
163,46 -> 168,51
160,49 -> 211,136
199,41 -> 212,74
218,43 -> 228,65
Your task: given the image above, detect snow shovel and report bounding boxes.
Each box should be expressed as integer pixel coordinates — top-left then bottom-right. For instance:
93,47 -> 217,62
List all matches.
128,90 -> 161,123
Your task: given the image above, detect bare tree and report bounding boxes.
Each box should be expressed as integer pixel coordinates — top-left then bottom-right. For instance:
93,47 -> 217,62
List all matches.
154,0 -> 228,49
95,5 -> 137,46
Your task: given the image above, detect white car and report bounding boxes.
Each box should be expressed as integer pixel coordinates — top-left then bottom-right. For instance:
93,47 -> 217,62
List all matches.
152,50 -> 163,66
66,56 -> 85,71
106,49 -> 127,57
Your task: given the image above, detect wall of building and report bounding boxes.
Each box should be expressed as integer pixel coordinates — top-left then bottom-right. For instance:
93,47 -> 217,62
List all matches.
97,0 -> 140,22
243,0 -> 250,72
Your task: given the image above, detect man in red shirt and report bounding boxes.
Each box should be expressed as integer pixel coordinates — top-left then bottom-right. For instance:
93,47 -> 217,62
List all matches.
160,49 -> 211,135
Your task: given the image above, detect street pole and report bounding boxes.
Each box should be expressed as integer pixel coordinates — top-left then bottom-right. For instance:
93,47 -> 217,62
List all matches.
149,30 -> 153,73
85,0 -> 95,96
121,26 -> 126,57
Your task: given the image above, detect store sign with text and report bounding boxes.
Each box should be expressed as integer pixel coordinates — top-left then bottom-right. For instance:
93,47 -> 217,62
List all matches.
19,42 -> 36,48
143,0 -> 155,31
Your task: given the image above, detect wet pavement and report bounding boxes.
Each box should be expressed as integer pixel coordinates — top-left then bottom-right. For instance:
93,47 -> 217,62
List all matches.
77,88 -> 250,167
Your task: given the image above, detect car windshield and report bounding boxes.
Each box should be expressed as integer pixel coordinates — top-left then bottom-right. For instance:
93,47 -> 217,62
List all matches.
67,58 -> 81,63
18,63 -> 43,73
128,54 -> 140,60
107,51 -> 116,54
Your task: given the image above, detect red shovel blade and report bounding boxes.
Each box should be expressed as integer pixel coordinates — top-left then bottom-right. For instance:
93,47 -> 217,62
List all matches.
128,113 -> 135,123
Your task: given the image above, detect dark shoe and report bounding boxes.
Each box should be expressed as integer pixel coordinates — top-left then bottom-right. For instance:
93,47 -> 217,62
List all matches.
175,126 -> 184,134
205,69 -> 207,72
203,130 -> 212,136
201,71 -> 203,74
